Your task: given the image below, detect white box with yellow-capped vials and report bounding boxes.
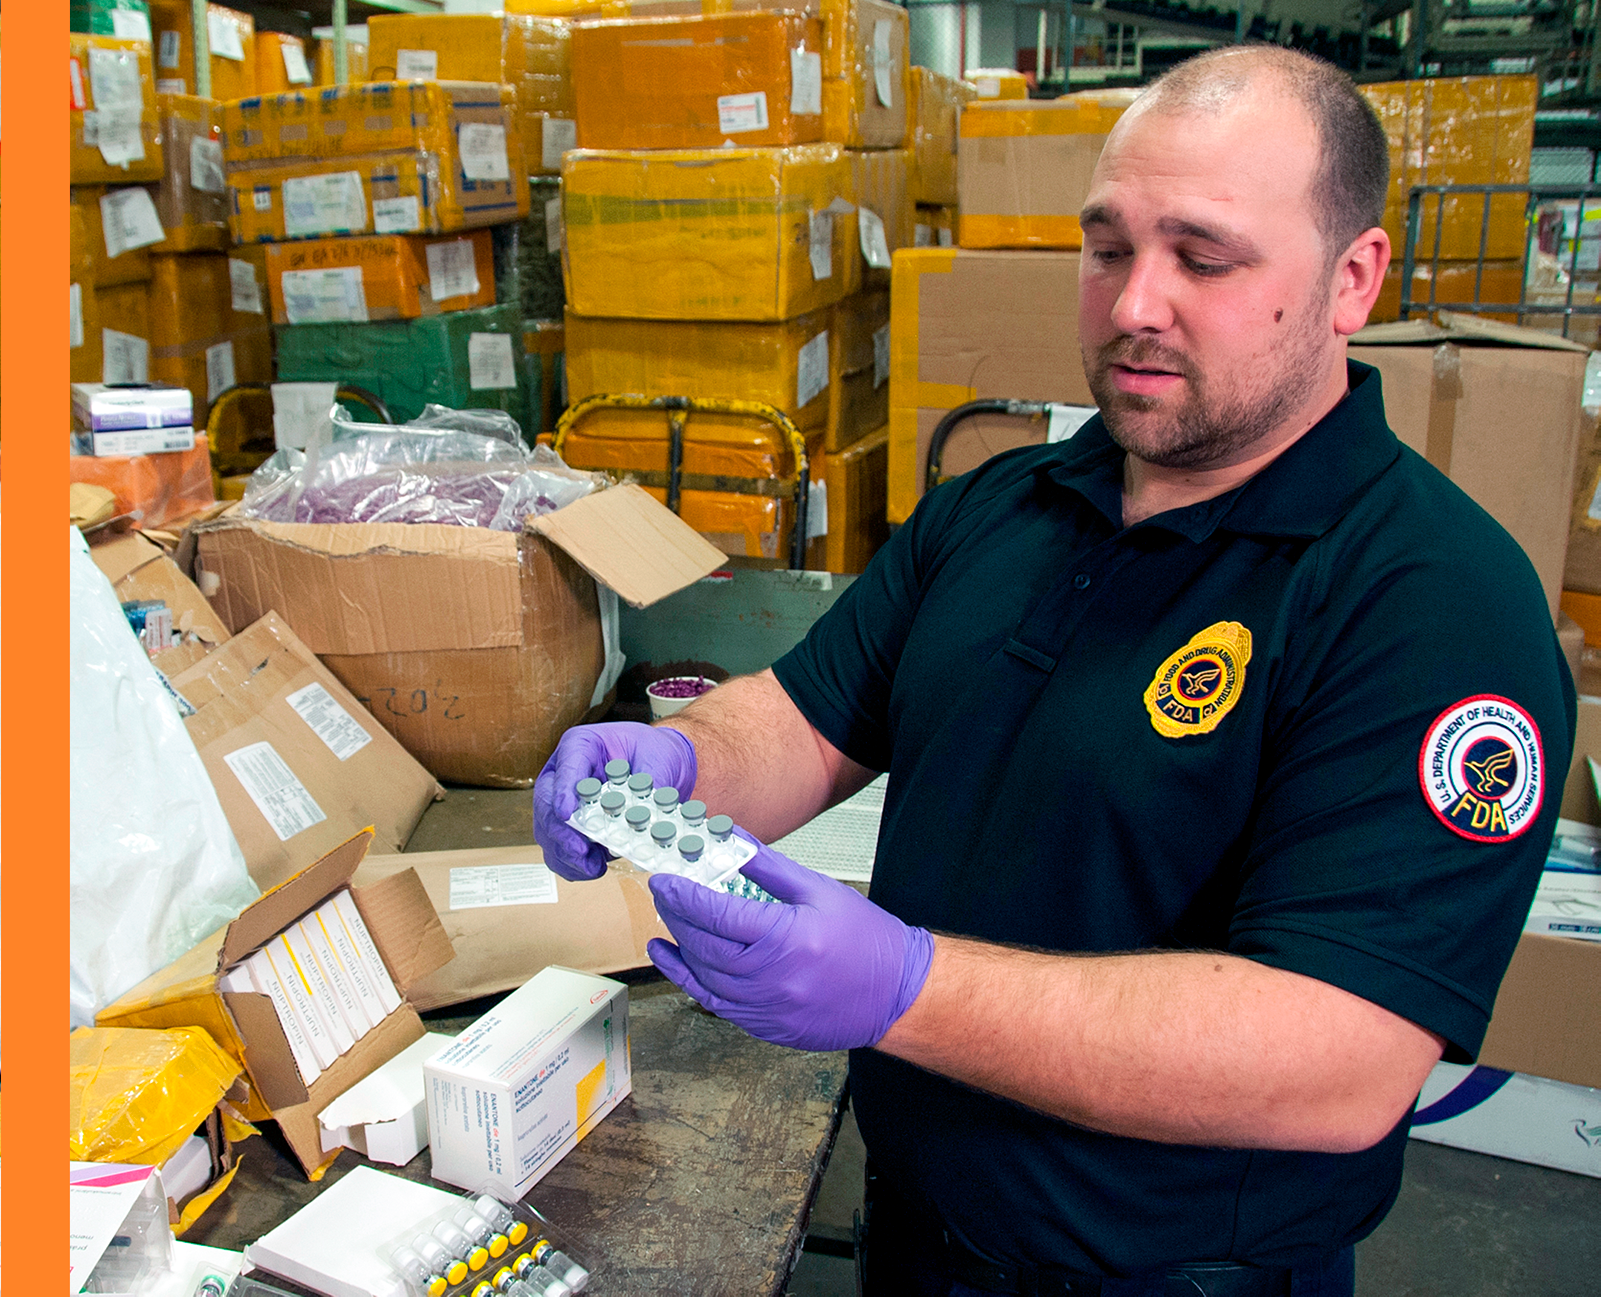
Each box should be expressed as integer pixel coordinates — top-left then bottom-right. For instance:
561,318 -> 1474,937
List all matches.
424,966 -> 630,1198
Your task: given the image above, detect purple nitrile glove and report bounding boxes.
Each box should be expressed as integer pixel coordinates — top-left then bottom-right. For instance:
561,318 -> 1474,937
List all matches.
646,834 -> 934,1052
533,722 -> 697,881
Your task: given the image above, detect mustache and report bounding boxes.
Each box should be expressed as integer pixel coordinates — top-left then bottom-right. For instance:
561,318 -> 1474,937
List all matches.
1094,337 -> 1196,381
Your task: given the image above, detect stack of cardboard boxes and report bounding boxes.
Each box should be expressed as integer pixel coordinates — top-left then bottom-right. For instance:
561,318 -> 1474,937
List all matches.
553,0 -> 910,571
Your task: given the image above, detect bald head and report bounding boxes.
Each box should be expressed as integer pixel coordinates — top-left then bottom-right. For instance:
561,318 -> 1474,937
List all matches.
1127,47 -> 1389,265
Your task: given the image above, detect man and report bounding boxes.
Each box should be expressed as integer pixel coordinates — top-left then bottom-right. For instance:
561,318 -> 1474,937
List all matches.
534,47 -> 1574,1296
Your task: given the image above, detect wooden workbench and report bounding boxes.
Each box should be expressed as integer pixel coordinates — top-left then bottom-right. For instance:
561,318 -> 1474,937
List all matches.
186,973 -> 851,1296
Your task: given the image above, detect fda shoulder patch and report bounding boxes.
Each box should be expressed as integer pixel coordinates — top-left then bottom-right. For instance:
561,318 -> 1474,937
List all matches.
1143,621 -> 1253,739
1419,695 -> 1545,842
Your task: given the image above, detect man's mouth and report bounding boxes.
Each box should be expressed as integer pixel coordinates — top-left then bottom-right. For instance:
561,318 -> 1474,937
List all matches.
1109,363 -> 1184,396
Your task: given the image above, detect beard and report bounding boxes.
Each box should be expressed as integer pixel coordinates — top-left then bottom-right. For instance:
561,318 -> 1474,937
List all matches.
1084,287 -> 1331,471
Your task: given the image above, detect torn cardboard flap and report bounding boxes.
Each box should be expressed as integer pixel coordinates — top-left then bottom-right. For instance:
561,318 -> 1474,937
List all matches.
1352,310 -> 1592,352
89,529 -> 232,674
352,868 -> 456,996
530,483 -> 728,608
217,830 -> 376,972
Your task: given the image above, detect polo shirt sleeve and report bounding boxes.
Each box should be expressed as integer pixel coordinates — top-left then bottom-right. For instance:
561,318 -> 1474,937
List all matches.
1228,517 -> 1576,1062
772,472 -> 976,773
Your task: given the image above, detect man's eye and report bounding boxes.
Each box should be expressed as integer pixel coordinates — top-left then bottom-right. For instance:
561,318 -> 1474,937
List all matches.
1089,248 -> 1129,265
1183,255 -> 1233,277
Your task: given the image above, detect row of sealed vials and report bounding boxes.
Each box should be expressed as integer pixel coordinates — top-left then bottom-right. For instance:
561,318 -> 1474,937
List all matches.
384,1194 -> 589,1297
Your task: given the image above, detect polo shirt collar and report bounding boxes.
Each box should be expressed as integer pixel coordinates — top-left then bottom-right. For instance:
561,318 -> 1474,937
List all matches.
1041,360 -> 1401,541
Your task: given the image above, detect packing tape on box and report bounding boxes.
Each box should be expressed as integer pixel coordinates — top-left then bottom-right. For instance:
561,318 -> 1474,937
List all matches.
1426,342 -> 1463,472
958,213 -> 1084,250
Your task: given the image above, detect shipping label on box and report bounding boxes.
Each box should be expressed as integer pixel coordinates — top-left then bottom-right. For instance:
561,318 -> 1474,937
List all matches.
426,966 -> 631,1197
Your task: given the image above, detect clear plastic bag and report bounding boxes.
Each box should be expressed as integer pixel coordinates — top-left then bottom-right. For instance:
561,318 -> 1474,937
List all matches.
237,405 -> 607,531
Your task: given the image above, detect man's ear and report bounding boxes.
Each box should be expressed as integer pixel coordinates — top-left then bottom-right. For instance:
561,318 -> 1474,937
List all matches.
1333,227 -> 1391,337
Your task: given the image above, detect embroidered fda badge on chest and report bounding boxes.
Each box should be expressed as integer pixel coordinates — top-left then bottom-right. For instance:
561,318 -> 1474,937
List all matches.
1420,696 -> 1545,842
1142,621 -> 1254,739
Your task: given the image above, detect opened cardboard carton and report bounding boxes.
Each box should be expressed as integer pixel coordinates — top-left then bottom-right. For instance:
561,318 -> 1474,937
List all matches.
353,845 -> 667,1010
1351,313 -> 1589,620
191,485 -> 725,787
97,830 -> 456,1177
170,612 -> 443,891
89,529 -> 231,676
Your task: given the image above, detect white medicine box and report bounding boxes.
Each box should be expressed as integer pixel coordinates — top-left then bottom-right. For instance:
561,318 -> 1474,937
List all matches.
425,966 -> 630,1198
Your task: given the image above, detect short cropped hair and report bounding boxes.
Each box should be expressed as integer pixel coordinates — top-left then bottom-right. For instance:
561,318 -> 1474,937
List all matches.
1141,46 -> 1389,260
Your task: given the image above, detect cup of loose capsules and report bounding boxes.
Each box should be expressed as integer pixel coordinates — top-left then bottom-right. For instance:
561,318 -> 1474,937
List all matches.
646,675 -> 717,719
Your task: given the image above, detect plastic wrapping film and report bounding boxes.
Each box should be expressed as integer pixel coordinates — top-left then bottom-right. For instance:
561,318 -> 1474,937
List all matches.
497,176 -> 565,321
99,281 -> 153,383
1360,75 -> 1536,263
70,526 -> 258,1026
914,202 -> 957,247
70,432 -> 218,526
148,94 -> 231,252
273,301 -> 534,429
146,251 -> 273,424
848,147 -> 913,292
255,32 -> 315,96
148,2 -> 257,100
565,307 -> 835,432
805,422 -> 890,573
828,288 -> 890,452
262,229 -> 497,324
69,34 -> 165,185
73,186 -> 156,286
70,1025 -> 244,1166
311,38 -> 368,86
71,0 -> 154,37
909,66 -> 976,206
572,12 -> 826,150
820,0 -> 909,148
958,98 -> 1123,249
237,407 -> 605,529
523,322 -> 567,435
72,282 -> 108,383
561,144 -> 855,320
966,67 -> 1028,100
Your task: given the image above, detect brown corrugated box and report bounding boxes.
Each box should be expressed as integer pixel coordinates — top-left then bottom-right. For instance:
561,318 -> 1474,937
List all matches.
171,612 -> 444,892
353,846 -> 666,1010
1350,312 -> 1588,620
97,829 -> 456,1178
191,485 -> 726,788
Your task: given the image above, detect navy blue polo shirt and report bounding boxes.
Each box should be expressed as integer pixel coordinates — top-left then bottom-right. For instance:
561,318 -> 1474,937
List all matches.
771,361 -> 1575,1274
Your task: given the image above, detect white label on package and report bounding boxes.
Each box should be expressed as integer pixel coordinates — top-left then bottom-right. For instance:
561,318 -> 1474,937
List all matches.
873,323 -> 890,389
797,330 -> 830,408
91,110 -> 147,167
229,257 -> 264,314
873,20 -> 895,106
206,340 -> 236,404
809,210 -> 833,280
459,123 -> 510,181
282,41 -> 313,85
208,11 -> 246,60
286,682 -> 374,761
806,477 -> 828,541
156,77 -> 187,95
938,227 -> 953,248
449,864 -> 559,910
1047,404 -> 1098,443
976,76 -> 1001,98
159,30 -> 181,68
190,136 -> 227,193
88,46 -> 143,110
71,283 -> 85,349
858,207 -> 892,269
468,332 -> 518,390
396,48 -> 438,81
223,741 -> 328,842
718,91 -> 769,135
541,117 -> 578,171
427,238 -> 481,302
102,330 -> 150,385
914,222 -> 932,247
790,48 -> 822,115
112,9 -> 153,40
272,382 -> 338,451
544,196 -> 563,253
283,171 -> 368,237
373,194 -> 422,234
253,187 -> 272,212
282,266 -> 370,325
70,57 -> 88,109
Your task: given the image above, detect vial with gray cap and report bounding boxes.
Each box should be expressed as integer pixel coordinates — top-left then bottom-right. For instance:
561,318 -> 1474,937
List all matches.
626,772 -> 654,805
604,758 -> 630,786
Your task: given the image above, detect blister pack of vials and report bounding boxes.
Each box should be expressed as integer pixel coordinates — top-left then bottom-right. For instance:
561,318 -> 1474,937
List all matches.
566,760 -> 776,900
382,1192 -> 591,1297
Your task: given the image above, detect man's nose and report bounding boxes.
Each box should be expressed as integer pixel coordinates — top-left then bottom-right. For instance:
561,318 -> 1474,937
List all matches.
1110,255 -> 1177,335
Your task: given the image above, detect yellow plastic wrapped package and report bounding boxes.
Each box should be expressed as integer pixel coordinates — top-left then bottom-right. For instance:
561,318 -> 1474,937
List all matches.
805,423 -> 890,573
507,0 -> 631,15
255,32 -> 316,96
958,98 -> 1123,249
562,144 -> 855,320
967,67 -> 1028,100
909,66 -> 976,206
149,94 -> 231,252
70,34 -> 165,185
147,252 -> 274,424
149,2 -> 257,100
367,13 -> 573,120
72,186 -> 155,286
819,0 -> 908,149
914,203 -> 957,247
312,37 -> 369,86
848,147 -> 913,293
70,1025 -> 243,1168
828,288 -> 889,452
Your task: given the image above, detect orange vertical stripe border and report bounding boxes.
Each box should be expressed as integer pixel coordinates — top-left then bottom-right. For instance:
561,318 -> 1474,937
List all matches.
2,0 -> 71,1283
